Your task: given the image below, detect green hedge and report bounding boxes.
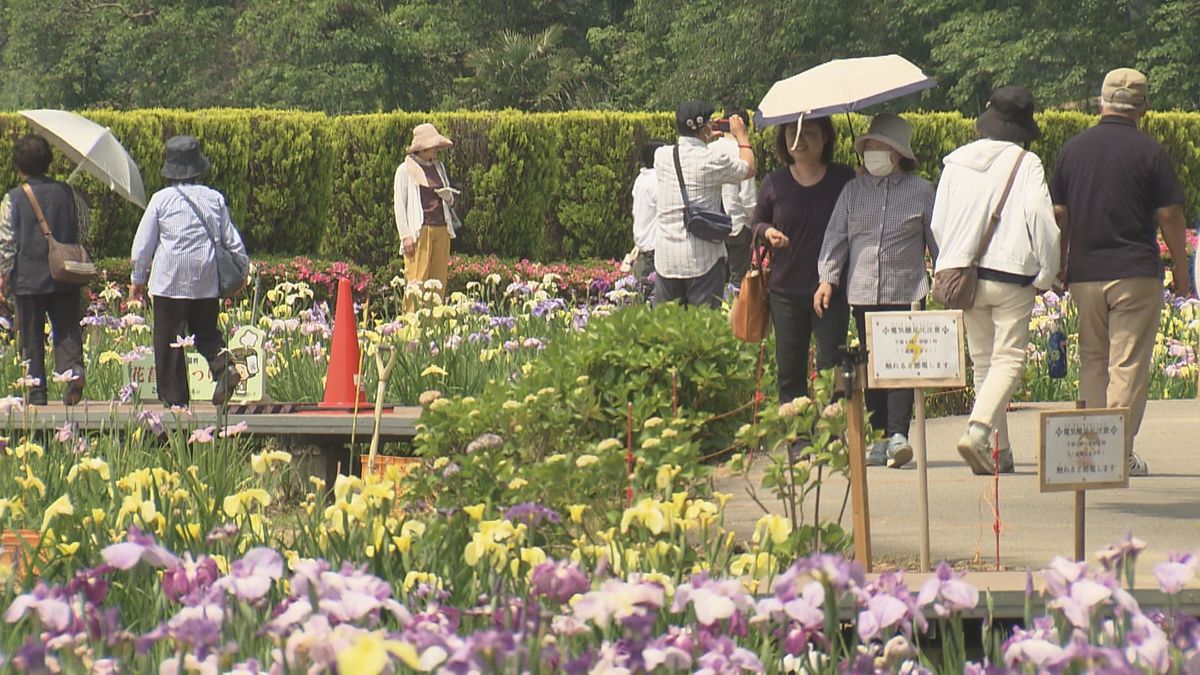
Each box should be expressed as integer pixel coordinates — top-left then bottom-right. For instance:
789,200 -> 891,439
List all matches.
1,110 -> 1198,266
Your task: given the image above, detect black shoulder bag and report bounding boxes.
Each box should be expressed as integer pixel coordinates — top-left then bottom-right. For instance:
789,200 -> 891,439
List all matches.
673,145 -> 733,243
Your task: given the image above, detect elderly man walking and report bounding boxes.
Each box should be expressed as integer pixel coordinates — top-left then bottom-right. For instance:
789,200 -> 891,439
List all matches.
1051,68 -> 1191,477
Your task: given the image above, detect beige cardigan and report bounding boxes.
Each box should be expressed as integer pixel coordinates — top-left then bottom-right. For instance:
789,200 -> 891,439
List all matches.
393,156 -> 456,243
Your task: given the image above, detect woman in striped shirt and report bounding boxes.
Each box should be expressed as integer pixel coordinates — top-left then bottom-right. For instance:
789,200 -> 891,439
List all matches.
814,114 -> 937,470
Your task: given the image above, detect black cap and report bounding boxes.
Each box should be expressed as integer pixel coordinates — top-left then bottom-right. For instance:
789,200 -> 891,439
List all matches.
975,86 -> 1041,145
676,100 -> 716,134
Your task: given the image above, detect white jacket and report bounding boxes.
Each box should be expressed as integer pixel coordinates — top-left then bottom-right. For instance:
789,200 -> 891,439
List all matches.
394,156 -> 456,244
931,139 -> 1060,289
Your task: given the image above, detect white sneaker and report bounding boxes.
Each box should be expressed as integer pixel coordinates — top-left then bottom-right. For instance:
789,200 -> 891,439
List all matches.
956,422 -> 996,475
1129,452 -> 1149,477
886,433 -> 913,469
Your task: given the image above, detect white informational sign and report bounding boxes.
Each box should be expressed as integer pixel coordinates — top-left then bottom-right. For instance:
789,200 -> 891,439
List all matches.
127,326 -> 266,403
1039,409 -> 1129,492
864,310 -> 967,389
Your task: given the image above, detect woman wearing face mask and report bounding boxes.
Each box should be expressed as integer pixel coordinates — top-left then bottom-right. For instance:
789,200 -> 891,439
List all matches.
751,118 -> 856,407
813,113 -> 936,469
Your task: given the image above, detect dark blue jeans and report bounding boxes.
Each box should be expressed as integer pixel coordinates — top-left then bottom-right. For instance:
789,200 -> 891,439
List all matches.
853,304 -> 917,438
769,290 -> 849,402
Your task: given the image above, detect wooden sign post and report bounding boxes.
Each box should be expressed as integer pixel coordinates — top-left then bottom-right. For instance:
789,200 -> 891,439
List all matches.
864,308 -> 967,572
843,358 -> 872,572
1039,405 -> 1130,561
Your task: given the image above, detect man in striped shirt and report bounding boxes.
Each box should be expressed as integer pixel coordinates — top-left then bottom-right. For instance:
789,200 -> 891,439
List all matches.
653,101 -> 756,309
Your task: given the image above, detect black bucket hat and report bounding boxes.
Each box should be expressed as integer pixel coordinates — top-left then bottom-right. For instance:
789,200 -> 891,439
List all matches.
975,86 -> 1041,145
161,135 -> 211,180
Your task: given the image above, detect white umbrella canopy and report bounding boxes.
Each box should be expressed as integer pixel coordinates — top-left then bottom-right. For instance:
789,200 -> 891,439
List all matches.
19,109 -> 147,208
754,54 -> 936,127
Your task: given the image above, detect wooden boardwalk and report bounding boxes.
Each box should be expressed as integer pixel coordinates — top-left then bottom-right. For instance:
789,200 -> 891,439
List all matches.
1,402 -> 423,441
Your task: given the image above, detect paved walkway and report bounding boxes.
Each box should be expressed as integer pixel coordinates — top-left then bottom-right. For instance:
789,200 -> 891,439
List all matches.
716,399 -> 1200,572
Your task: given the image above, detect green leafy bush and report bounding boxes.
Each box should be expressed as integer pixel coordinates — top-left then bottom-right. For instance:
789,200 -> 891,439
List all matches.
413,302 -> 766,466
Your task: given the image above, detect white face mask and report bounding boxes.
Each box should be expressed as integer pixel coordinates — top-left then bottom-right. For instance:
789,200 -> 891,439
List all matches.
863,150 -> 896,177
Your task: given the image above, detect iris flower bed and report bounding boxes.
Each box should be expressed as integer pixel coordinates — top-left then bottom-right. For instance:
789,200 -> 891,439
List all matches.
1,260 -> 1198,671
4,475 -> 1200,673
1020,287 -> 1199,403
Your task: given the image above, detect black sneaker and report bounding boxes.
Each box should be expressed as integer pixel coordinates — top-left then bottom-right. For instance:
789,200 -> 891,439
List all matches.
211,368 -> 243,406
63,378 -> 85,406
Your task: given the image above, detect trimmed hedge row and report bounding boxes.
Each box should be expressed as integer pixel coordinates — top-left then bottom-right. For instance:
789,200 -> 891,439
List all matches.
1,110 -> 1197,266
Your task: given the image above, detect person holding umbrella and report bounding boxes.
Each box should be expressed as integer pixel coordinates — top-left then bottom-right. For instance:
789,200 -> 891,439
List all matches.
130,136 -> 249,409
751,118 -> 855,404
814,113 -> 936,469
0,135 -> 89,406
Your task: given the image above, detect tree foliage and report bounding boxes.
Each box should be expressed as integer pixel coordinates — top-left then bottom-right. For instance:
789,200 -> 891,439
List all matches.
1,0 -> 1196,114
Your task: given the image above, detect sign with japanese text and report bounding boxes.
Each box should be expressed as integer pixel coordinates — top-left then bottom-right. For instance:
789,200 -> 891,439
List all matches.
864,310 -> 966,389
126,326 -> 266,404
1039,408 -> 1129,492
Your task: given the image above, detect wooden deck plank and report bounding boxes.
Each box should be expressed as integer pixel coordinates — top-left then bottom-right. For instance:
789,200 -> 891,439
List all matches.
1,402 -> 424,441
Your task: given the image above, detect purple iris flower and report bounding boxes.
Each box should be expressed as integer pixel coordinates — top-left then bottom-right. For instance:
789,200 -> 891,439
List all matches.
643,627 -> 696,670
101,527 -> 180,570
65,565 -> 114,606
214,547 -> 284,601
206,523 -> 240,544
503,503 -> 561,528
163,555 -> 221,603
693,634 -> 763,674
532,299 -> 565,317
916,562 -> 979,617
1153,552 -> 1197,595
489,316 -> 516,330
530,560 -> 589,604
137,410 -> 165,436
3,584 -> 72,632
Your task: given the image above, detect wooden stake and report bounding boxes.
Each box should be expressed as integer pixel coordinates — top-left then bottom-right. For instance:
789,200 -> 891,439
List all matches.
913,385 -> 931,572
1074,490 -> 1086,562
846,360 -> 872,572
910,301 -> 931,573
1074,399 -> 1086,561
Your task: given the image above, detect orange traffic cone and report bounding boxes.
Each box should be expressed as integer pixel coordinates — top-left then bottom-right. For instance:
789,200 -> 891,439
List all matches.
320,277 -> 370,409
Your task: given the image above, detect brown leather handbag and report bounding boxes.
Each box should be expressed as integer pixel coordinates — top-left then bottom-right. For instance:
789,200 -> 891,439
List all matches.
21,183 -> 97,286
730,242 -> 771,343
931,150 -> 1026,310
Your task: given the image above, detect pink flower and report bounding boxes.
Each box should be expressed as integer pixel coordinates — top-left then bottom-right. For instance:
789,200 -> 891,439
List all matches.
101,529 -> 180,570
916,562 -> 978,616
188,426 -> 216,444
220,421 -> 249,438
1048,578 -> 1112,628
1152,553 -> 1197,595
214,547 -> 283,601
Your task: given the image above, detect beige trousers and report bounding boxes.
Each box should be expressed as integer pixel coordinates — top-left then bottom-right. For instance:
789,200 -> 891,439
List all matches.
403,225 -> 451,295
964,280 -> 1036,451
1070,277 -> 1163,447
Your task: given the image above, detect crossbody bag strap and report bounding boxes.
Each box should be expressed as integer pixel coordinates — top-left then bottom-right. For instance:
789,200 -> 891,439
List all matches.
672,145 -> 692,215
174,187 -> 225,251
971,149 -> 1027,266
20,183 -> 53,239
